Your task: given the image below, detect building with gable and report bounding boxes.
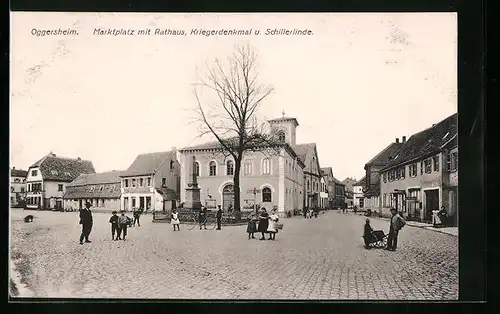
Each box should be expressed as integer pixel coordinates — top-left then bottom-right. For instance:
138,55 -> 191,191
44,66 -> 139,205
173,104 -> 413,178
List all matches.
294,142 -> 322,209
25,153 -> 95,210
353,176 -> 366,208
362,138 -> 405,215
379,113 -> 458,225
178,116 -> 313,217
119,150 -> 180,212
63,171 -> 123,212
10,167 -> 28,207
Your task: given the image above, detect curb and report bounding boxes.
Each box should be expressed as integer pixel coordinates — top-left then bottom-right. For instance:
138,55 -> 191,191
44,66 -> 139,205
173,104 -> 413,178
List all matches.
364,215 -> 458,237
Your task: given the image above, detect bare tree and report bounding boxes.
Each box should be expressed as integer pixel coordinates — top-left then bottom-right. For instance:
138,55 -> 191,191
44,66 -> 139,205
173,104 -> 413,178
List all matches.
192,44 -> 282,220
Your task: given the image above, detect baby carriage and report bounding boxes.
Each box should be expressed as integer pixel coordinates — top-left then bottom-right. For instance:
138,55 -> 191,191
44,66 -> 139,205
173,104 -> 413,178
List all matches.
362,230 -> 388,248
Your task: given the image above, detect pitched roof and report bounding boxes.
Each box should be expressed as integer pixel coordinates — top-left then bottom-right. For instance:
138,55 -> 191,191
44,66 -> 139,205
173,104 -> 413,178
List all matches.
365,142 -> 404,166
121,151 -> 176,177
29,154 -> 95,181
293,143 -> 320,172
363,185 -> 380,197
353,176 -> 366,186
156,187 -> 177,201
381,113 -> 458,171
11,168 -> 28,178
63,183 -> 121,199
67,171 -> 124,187
331,174 -> 345,185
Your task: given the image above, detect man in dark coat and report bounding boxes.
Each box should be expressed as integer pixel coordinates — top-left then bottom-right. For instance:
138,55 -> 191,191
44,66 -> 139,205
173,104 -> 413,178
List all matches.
198,206 -> 207,230
79,202 -> 93,244
216,205 -> 223,230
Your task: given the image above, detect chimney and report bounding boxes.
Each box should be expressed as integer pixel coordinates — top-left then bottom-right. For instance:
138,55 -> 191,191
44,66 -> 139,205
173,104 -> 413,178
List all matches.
77,157 -> 81,161
395,138 -> 400,143
402,136 -> 407,143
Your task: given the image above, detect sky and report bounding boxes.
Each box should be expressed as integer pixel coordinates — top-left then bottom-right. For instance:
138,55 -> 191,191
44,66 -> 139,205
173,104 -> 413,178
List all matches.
10,13 -> 457,181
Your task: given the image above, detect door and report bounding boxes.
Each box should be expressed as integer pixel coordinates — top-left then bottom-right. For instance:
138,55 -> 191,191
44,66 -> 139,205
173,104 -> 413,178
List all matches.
140,197 -> 145,210
359,198 -> 364,208
425,189 -> 439,222
222,184 -> 234,212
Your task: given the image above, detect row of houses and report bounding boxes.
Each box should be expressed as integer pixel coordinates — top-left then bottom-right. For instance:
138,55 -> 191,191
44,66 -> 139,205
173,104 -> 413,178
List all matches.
351,113 -> 458,226
14,115 -> 346,218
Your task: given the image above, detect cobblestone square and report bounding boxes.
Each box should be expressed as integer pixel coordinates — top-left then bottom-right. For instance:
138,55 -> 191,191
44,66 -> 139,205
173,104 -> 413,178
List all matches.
10,210 -> 458,300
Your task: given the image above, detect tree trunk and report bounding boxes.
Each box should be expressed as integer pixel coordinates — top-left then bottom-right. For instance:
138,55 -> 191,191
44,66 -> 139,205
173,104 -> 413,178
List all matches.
233,157 -> 242,221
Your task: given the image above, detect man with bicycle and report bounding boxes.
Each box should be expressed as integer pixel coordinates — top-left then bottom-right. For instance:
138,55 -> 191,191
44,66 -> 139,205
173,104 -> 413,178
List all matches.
198,206 -> 207,230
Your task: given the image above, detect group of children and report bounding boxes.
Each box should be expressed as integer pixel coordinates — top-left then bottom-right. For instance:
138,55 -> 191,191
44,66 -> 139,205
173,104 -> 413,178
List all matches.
109,211 -> 133,241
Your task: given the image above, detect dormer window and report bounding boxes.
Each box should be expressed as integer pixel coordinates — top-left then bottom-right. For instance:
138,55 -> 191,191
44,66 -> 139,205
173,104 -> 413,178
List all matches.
65,172 -> 71,176
51,170 -> 58,175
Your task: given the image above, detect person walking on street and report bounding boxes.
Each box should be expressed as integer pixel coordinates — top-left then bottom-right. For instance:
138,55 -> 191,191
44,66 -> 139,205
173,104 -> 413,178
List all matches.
79,202 -> 93,244
117,211 -> 129,240
386,208 -> 406,251
171,209 -> 180,231
198,206 -> 207,230
109,210 -> 119,240
216,205 -> 223,230
133,208 -> 141,227
257,208 -> 269,241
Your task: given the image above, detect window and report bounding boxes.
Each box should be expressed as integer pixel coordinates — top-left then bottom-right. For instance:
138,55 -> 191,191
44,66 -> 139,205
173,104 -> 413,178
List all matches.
262,187 -> 272,202
420,161 -> 424,175
396,168 -> 401,180
139,178 -> 144,187
195,162 -> 200,176
401,167 -> 405,179
209,161 -> 217,176
226,160 -> 234,176
243,161 -> 252,175
170,160 -> 174,170
124,179 -> 129,188
147,178 -> 151,186
132,179 -> 136,187
21,187 -> 25,193
162,178 -> 167,187
409,163 -> 417,177
99,186 -> 104,191
58,184 -> 63,192
132,197 -> 136,208
31,170 -> 38,176
307,180 -> 310,191
262,158 -> 271,175
433,155 -> 440,171
383,172 -> 387,183
27,184 -> 31,192
90,185 -> 95,192
424,159 -> 432,173
102,199 -> 105,207
450,151 -> 458,171
10,186 -> 14,192
278,131 -> 286,143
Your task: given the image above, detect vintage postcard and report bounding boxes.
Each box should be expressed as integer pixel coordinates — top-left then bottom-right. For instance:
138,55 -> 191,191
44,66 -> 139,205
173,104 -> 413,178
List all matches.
9,12 -> 458,300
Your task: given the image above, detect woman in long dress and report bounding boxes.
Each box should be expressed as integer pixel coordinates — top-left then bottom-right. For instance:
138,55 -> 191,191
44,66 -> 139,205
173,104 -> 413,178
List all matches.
257,208 -> 269,241
171,209 -> 180,231
267,210 -> 279,240
432,209 -> 442,227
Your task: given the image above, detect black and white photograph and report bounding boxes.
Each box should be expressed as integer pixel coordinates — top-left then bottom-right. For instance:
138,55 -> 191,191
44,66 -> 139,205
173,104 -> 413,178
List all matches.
9,12 -> 459,300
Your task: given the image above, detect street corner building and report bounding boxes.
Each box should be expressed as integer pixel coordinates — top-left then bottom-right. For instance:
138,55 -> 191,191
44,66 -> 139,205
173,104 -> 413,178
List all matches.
119,149 -> 181,212
379,113 -> 458,226
352,176 -> 366,209
10,167 -> 28,207
63,171 -> 123,212
24,152 -> 95,210
361,136 -> 406,215
178,116 -> 328,218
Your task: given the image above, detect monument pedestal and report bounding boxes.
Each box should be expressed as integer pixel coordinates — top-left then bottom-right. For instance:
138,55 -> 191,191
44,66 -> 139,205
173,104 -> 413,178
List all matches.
185,186 -> 202,210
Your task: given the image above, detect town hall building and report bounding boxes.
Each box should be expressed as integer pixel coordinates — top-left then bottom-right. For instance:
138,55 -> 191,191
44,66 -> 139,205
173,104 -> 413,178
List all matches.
178,116 -> 322,217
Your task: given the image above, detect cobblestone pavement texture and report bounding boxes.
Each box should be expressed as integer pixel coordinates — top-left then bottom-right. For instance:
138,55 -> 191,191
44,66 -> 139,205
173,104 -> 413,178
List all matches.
10,209 -> 458,300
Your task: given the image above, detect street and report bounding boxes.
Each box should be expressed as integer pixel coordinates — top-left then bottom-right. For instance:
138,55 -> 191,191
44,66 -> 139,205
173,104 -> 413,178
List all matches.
10,209 -> 458,300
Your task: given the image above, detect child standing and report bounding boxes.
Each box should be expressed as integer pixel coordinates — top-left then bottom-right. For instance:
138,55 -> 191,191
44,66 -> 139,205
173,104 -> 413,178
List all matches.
246,213 -> 257,239
171,209 -> 180,231
109,211 -> 119,240
117,211 -> 129,240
